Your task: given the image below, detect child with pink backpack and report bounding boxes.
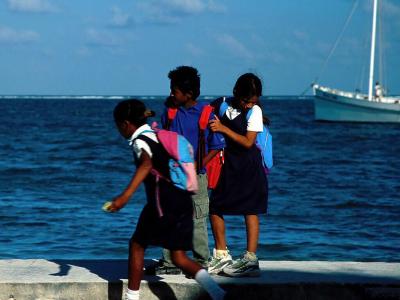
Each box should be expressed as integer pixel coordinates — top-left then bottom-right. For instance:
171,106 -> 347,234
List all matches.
104,99 -> 226,300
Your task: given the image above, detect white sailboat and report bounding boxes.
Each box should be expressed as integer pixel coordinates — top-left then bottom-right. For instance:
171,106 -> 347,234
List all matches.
312,0 -> 400,123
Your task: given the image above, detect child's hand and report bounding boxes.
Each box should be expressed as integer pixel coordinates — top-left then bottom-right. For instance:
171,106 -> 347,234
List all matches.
102,201 -> 121,213
209,115 -> 225,133
102,195 -> 127,213
102,201 -> 114,212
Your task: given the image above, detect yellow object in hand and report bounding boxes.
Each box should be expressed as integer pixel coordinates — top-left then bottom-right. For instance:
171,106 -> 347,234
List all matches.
102,201 -> 113,212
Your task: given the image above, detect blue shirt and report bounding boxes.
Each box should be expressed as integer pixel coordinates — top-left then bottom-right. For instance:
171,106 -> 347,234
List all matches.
161,102 -> 226,174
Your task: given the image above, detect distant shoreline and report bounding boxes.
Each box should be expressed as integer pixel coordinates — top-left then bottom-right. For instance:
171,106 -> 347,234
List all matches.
0,95 -> 314,100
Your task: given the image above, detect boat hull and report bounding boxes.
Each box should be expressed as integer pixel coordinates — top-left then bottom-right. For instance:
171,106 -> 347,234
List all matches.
313,87 -> 400,123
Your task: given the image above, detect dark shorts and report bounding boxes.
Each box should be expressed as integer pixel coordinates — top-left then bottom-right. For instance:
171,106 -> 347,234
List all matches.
131,204 -> 194,251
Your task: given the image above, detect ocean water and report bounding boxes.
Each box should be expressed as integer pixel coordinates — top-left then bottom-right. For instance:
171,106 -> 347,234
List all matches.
0,96 -> 399,262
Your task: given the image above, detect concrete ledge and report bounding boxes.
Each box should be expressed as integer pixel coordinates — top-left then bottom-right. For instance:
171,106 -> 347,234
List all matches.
1,259 -> 399,300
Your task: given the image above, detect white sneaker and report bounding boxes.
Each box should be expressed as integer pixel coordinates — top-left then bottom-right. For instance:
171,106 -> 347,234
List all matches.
223,252 -> 260,277
207,248 -> 233,275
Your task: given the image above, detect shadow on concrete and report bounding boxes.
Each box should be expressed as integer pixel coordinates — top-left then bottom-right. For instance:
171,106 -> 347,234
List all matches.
49,259 -> 127,281
49,259 -> 126,300
216,268 -> 400,300
253,268 -> 400,285
45,260 -> 400,300
146,280 -> 178,300
48,259 -> 178,300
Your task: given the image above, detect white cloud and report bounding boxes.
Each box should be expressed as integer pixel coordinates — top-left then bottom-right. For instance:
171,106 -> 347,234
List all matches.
76,46 -> 91,57
146,0 -> 226,14
293,30 -> 309,41
362,0 -> 400,42
84,29 -> 136,51
246,33 -> 285,63
135,2 -> 178,24
0,26 -> 39,43
206,0 -> 226,13
215,33 -> 253,60
185,43 -> 204,56
110,6 -> 132,28
166,0 -> 206,14
382,0 -> 400,18
136,0 -> 226,24
362,0 -> 400,17
7,0 -> 58,13
85,29 -> 122,47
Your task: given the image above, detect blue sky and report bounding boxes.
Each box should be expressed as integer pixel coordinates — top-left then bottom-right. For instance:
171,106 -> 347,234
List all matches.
0,0 -> 399,95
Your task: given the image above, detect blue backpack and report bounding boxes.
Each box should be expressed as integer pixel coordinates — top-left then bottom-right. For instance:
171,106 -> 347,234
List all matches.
219,97 -> 273,173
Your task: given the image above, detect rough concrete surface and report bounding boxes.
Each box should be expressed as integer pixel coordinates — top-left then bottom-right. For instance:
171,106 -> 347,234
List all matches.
0,259 -> 399,300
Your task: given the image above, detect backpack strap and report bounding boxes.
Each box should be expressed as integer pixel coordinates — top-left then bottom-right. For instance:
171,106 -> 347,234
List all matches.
166,108 -> 178,130
133,132 -> 165,217
199,105 -> 213,130
209,96 -> 228,118
197,105 -> 214,173
246,108 -> 253,121
132,131 -> 158,167
219,97 -> 228,118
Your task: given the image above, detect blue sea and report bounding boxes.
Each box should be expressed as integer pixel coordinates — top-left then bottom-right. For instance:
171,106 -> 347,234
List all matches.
0,96 -> 399,262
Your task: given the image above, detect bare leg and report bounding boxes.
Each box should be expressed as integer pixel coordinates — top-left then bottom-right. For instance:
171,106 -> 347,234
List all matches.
170,250 -> 202,276
171,250 -> 226,300
128,240 -> 145,291
245,214 -> 259,253
209,214 -> 226,250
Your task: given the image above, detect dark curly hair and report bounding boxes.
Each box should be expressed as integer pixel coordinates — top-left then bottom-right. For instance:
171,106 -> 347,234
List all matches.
168,66 -> 201,99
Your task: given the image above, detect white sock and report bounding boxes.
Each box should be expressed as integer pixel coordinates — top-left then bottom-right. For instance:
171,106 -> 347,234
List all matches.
245,251 -> 258,261
214,248 -> 230,258
126,288 -> 139,300
195,269 -> 226,300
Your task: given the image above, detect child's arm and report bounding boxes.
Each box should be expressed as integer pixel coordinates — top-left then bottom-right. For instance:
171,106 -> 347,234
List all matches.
202,149 -> 221,167
108,151 -> 153,212
209,116 -> 257,149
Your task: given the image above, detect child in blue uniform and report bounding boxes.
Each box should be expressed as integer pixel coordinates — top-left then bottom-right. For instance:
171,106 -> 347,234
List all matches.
106,99 -> 226,300
208,73 -> 268,277
157,66 -> 225,273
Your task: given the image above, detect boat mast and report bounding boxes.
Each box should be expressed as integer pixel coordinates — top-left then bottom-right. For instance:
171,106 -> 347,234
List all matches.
368,0 -> 378,101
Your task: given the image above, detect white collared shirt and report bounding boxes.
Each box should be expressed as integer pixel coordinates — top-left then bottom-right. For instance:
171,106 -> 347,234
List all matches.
223,104 -> 264,132
127,124 -> 158,159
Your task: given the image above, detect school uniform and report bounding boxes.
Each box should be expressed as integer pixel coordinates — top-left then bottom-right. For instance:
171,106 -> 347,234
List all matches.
210,99 -> 268,215
129,124 -> 193,250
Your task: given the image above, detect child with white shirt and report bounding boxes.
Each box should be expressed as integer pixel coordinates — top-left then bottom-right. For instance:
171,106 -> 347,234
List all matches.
105,99 -> 226,300
207,73 -> 268,277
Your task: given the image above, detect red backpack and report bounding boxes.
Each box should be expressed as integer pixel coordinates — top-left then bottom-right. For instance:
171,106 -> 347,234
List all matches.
166,105 -> 224,189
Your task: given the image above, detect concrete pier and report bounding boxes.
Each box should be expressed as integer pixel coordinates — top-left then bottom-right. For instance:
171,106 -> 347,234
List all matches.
1,259 -> 399,299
